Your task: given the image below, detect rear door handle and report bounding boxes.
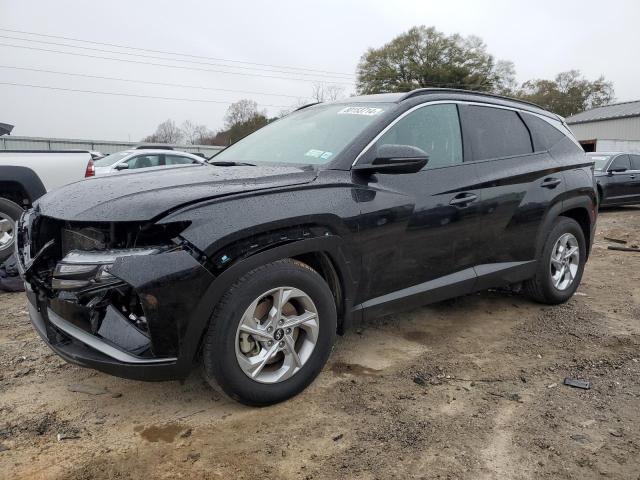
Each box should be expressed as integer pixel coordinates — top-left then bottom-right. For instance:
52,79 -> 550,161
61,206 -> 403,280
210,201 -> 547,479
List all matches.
541,177 -> 562,189
630,175 -> 636,179
449,192 -> 478,206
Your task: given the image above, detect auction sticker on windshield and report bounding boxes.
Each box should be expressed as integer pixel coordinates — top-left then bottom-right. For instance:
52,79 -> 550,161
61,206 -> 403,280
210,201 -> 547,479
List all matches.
337,107 -> 383,116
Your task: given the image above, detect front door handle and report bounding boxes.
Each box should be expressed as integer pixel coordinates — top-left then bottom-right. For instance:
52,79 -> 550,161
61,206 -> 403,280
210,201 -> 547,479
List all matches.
630,175 -> 636,179
541,177 -> 562,189
449,192 -> 478,206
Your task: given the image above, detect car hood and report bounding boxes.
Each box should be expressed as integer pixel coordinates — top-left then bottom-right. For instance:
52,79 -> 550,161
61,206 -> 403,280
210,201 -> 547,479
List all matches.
36,164 -> 317,222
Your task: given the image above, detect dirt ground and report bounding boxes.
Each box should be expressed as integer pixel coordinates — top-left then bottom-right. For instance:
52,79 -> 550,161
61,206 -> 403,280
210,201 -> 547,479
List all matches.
1,208 -> 639,480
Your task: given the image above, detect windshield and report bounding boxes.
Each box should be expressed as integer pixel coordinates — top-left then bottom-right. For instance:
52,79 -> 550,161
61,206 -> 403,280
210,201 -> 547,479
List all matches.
587,154 -> 612,171
94,151 -> 131,167
210,103 -> 392,166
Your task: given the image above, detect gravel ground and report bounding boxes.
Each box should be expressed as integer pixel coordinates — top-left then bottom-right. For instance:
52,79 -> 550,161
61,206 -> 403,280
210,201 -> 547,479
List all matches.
1,207 -> 639,480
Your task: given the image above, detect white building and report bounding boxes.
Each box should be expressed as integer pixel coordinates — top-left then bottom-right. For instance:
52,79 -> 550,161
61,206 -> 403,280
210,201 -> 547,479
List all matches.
566,100 -> 640,153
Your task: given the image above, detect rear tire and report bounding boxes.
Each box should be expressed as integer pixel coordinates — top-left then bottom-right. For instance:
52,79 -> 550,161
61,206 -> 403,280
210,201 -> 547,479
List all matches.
524,217 -> 586,304
0,198 -> 24,262
202,259 -> 337,406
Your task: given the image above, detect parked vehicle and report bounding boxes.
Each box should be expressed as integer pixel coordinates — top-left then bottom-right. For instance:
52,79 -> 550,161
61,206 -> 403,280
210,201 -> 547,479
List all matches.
589,152 -> 640,206
0,150 -> 94,261
89,150 -> 105,161
16,89 -> 597,405
93,148 -> 204,175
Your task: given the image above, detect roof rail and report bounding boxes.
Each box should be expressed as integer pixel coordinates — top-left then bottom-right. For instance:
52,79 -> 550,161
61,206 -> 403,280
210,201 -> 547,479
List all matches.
293,102 -> 321,112
399,88 -> 546,110
134,145 -> 174,150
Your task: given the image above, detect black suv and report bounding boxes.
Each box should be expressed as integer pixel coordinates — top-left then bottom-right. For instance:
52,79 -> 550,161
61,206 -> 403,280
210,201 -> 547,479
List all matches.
16,89 -> 597,405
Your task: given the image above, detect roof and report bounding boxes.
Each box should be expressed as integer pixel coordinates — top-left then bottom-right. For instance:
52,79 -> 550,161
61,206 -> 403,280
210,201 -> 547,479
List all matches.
341,88 -> 556,119
117,149 -> 202,157
566,100 -> 640,125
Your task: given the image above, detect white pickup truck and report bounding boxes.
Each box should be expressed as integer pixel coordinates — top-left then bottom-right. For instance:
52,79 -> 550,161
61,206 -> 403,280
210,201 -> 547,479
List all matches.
0,150 -> 94,261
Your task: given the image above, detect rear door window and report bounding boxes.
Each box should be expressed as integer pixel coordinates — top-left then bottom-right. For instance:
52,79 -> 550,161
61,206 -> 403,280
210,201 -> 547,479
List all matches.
610,155 -> 631,171
126,154 -> 162,169
630,154 -> 640,170
461,106 -> 533,161
521,113 -> 565,151
374,103 -> 463,169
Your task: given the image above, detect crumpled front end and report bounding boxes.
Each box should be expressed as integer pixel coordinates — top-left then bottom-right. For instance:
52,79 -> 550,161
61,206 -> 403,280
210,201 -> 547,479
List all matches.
16,209 -> 214,381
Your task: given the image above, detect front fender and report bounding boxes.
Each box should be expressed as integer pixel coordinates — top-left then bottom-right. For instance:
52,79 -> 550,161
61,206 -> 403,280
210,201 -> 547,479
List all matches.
180,235 -> 359,366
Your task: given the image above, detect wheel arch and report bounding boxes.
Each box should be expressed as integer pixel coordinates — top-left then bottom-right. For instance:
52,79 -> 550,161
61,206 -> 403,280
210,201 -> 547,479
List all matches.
0,166 -> 46,206
183,233 -> 358,366
535,195 -> 596,261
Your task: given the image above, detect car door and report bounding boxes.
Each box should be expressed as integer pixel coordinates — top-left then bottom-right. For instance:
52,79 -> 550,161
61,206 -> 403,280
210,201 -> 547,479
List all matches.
605,154 -> 633,203
355,103 -> 482,317
629,154 -> 640,202
459,105 -> 566,286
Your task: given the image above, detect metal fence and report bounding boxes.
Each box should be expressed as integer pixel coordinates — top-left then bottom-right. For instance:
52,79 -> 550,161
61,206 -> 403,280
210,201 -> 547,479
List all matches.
0,135 -> 224,156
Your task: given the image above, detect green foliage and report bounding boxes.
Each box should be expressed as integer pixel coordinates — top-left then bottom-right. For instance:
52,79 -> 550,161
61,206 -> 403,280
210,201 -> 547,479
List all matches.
356,26 -> 515,95
515,70 -> 615,117
227,114 -> 270,144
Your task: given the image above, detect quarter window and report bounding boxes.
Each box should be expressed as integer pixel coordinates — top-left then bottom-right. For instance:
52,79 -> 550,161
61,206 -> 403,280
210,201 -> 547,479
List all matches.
374,104 -> 463,169
461,106 -> 533,161
522,113 -> 565,151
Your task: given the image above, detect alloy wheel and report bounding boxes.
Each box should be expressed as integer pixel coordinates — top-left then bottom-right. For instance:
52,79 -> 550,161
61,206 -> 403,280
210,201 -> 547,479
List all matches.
235,287 -> 319,384
0,212 -> 16,253
550,232 -> 579,291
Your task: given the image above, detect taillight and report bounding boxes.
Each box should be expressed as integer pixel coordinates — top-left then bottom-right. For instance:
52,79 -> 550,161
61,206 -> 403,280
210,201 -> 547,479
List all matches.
85,159 -> 95,178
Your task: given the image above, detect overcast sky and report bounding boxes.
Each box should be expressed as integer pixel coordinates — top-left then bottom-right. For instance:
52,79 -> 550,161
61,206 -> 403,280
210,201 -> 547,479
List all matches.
0,0 -> 638,141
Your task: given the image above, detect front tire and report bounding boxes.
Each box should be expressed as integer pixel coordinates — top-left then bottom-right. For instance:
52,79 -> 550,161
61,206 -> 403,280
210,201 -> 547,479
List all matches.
202,259 -> 337,406
0,198 -> 24,262
524,217 -> 586,304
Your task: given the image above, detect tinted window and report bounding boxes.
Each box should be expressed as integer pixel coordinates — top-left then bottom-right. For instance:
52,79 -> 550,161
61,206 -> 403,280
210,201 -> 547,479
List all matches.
374,104 -> 463,169
165,155 -> 196,165
126,154 -> 162,169
630,154 -> 640,170
610,155 -> 631,171
522,113 -> 565,151
462,106 -> 533,161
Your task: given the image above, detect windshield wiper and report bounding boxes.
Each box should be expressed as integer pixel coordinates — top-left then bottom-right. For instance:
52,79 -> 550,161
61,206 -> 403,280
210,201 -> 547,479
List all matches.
208,161 -> 256,167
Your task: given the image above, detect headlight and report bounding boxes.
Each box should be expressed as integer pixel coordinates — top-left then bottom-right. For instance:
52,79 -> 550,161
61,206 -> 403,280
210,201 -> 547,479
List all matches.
52,248 -> 158,291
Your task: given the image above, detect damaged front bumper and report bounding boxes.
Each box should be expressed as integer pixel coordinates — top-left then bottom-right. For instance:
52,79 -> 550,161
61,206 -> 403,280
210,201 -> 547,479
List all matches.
17,213 -> 215,381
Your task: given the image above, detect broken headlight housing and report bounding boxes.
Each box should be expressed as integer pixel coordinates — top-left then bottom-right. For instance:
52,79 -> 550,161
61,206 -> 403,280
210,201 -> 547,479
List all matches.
52,248 -> 159,291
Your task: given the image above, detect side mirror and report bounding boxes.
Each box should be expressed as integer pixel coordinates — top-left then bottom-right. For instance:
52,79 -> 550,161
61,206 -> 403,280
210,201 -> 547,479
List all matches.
114,163 -> 130,171
608,167 -> 627,174
353,144 -> 429,175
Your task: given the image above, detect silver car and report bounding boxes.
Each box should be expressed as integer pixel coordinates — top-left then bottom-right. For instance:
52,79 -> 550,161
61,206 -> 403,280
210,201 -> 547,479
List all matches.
93,149 -> 204,175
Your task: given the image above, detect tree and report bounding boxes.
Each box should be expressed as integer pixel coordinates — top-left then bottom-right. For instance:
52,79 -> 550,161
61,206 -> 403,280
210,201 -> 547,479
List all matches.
142,119 -> 183,144
516,70 -> 614,117
224,99 -> 266,129
221,99 -> 270,144
228,115 -> 269,144
311,83 -> 345,102
180,120 -> 214,145
356,26 -> 515,95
